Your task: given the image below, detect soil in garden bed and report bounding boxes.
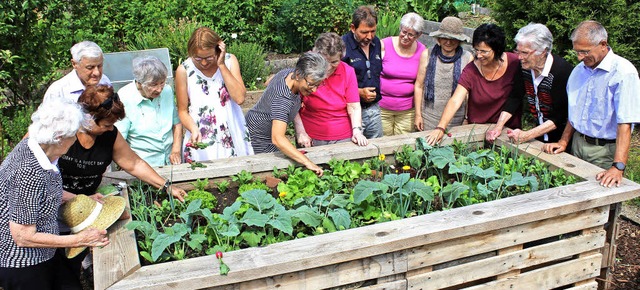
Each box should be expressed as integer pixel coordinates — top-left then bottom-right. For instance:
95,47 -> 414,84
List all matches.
611,213 -> 640,289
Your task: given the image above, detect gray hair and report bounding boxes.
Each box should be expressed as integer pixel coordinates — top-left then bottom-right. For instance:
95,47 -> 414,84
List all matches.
28,100 -> 89,144
70,41 -> 103,62
293,52 -> 328,83
313,32 -> 346,58
132,56 -> 168,85
570,20 -> 608,45
514,23 -> 553,54
399,12 -> 424,34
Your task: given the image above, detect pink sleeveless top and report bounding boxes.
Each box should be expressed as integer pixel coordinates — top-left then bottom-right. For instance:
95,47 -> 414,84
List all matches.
379,37 -> 425,111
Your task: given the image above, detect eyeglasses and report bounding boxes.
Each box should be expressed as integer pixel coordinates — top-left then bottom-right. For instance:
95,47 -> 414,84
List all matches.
573,44 -> 600,57
472,48 -> 493,56
193,55 -> 216,62
400,29 -> 419,39
142,81 -> 166,90
514,49 -> 535,58
303,78 -> 323,89
366,60 -> 371,79
98,93 -> 120,110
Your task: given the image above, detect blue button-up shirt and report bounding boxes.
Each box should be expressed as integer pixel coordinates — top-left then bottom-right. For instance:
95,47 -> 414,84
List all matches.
342,31 -> 382,107
115,82 -> 180,166
567,49 -> 640,139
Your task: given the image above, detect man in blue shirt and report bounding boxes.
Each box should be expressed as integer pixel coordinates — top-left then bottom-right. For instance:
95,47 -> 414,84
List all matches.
342,5 -> 383,139
543,21 -> 640,187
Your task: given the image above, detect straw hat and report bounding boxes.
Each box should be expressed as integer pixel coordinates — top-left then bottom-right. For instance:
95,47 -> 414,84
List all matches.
61,194 -> 126,259
429,16 -> 471,43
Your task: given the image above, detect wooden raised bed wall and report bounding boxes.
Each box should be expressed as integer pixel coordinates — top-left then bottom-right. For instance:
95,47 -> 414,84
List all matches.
97,124 -> 640,290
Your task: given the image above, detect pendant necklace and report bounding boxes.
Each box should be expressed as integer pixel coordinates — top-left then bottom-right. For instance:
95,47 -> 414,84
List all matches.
481,58 -> 503,81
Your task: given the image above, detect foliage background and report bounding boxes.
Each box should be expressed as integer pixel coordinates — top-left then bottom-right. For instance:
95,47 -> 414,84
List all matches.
1,0 -> 639,162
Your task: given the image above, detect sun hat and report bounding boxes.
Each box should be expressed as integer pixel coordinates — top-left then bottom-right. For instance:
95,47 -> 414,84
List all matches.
61,194 -> 126,259
429,16 -> 471,43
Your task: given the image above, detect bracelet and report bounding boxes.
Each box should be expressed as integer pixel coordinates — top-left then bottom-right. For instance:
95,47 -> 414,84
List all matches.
435,127 -> 446,133
352,126 -> 363,131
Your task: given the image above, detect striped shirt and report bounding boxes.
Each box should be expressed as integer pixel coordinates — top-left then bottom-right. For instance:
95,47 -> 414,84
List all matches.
246,69 -> 300,153
0,139 -> 62,268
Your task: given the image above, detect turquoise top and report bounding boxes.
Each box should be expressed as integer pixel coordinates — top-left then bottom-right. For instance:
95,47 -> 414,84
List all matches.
115,82 -> 180,166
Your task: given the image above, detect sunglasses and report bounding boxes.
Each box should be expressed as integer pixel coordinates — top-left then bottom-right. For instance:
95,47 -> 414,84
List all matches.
366,60 -> 371,79
98,93 -> 120,110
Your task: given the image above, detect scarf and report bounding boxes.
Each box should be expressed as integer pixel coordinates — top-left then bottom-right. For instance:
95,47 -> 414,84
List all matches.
424,44 -> 463,107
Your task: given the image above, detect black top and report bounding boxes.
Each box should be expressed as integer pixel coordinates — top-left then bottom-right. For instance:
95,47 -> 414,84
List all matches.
503,54 -> 573,142
342,31 -> 383,107
59,128 -> 118,195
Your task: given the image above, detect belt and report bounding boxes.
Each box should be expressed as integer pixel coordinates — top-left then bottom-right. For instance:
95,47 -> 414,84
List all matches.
578,132 -> 615,146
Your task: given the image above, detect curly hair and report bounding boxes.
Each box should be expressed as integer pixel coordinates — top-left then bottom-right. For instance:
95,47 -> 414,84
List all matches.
78,85 -> 125,125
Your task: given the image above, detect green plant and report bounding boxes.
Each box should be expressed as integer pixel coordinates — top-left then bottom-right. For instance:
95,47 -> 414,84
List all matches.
1,104 -> 35,160
231,170 -> 254,186
228,42 -> 269,90
215,180 -> 231,193
238,181 -> 271,194
375,9 -> 402,39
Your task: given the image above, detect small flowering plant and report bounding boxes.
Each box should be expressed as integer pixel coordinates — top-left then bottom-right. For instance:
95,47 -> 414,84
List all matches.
215,251 -> 230,275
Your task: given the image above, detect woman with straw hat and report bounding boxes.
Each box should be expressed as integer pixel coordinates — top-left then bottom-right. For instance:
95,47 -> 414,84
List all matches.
414,16 -> 474,131
0,100 -> 111,289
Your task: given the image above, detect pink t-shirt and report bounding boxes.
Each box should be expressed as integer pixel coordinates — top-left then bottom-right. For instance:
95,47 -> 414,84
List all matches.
379,37 -> 426,111
458,52 -> 522,129
300,62 -> 360,140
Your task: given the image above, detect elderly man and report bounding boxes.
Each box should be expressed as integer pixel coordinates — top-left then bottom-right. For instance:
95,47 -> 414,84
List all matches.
341,5 -> 383,139
543,21 -> 640,187
43,41 -> 110,103
486,23 -> 573,144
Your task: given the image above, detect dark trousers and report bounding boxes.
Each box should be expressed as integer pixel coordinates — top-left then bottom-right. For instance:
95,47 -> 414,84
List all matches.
0,257 -> 58,290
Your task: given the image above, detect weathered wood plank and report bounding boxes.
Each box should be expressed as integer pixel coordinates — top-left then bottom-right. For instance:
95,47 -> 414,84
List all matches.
567,281 -> 598,289
103,124 -> 490,183
358,279 -> 407,290
109,180 -> 638,289
407,206 -> 608,269
94,188 -> 140,290
231,251 -> 407,290
407,230 -> 605,289
463,253 -> 602,290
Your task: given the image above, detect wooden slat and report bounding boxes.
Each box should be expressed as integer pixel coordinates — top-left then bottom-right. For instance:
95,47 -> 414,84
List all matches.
94,188 -> 140,290
407,206 -> 608,269
233,251 -> 407,290
109,180 -> 639,289
496,245 -> 522,280
407,230 -> 605,289
463,253 -> 602,290
566,281 -> 598,289
103,124 -> 490,183
358,279 -> 407,290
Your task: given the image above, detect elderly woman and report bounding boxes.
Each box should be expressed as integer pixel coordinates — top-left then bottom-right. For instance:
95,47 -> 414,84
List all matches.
0,100 -> 109,289
116,56 -> 183,166
295,32 -> 368,147
379,12 -> 428,136
176,27 -> 252,162
246,52 -> 329,176
485,23 -> 573,144
414,16 -> 473,131
57,85 -> 187,286
425,23 -> 522,145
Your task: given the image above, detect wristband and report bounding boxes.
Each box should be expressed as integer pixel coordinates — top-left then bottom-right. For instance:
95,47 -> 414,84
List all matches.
161,180 -> 171,194
352,126 -> 363,131
435,127 -> 446,133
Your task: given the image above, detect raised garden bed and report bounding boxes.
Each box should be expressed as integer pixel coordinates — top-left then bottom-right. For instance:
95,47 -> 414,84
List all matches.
98,124 -> 640,289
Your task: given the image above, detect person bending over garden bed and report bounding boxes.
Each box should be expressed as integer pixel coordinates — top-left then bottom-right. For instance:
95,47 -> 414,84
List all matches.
245,52 -> 328,176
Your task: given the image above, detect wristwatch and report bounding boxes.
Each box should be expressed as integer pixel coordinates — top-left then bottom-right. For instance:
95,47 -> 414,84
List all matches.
612,162 -> 626,171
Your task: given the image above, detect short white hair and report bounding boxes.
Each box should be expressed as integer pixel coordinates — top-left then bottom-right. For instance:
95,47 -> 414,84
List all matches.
132,56 -> 168,85
515,23 -> 553,54
70,41 -> 103,62
28,100 -> 89,144
400,12 -> 424,34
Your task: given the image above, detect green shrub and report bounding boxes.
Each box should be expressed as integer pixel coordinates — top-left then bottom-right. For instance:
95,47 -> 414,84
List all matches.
1,104 -> 35,160
127,18 -> 204,72
375,9 -> 402,39
228,42 -> 269,90
238,181 -> 271,194
491,0 -> 640,68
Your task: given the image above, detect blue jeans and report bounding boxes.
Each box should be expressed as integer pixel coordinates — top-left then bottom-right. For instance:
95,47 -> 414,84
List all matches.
362,103 -> 383,139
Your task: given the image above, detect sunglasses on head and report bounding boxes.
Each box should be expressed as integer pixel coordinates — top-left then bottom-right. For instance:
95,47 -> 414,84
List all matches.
98,93 -> 120,110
